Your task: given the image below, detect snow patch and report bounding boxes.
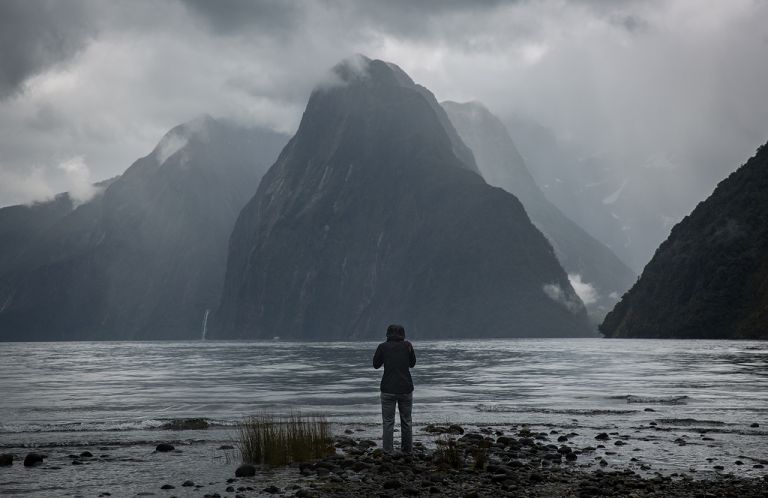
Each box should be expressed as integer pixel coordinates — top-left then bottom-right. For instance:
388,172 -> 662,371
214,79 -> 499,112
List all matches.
602,179 -> 628,205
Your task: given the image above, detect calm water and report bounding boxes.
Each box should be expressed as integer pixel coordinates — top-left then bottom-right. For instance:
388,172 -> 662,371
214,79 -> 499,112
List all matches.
0,339 -> 767,495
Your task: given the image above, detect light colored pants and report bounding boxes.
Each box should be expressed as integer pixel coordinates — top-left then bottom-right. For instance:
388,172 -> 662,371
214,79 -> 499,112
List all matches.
381,392 -> 413,453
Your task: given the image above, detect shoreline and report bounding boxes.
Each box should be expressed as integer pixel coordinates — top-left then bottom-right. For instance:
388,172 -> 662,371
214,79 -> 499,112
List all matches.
2,424 -> 767,497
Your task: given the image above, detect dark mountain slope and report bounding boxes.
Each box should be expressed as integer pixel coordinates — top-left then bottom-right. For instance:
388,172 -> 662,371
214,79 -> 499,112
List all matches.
213,57 -> 593,339
443,101 -> 636,321
600,142 -> 768,339
0,117 -> 288,340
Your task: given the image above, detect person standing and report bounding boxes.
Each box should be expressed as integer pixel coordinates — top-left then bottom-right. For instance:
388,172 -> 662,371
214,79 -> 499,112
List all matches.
372,324 -> 416,454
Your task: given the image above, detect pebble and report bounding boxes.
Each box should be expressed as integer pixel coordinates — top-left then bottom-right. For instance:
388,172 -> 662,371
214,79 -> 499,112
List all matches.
383,479 -> 402,489
155,444 -> 174,452
0,454 -> 13,466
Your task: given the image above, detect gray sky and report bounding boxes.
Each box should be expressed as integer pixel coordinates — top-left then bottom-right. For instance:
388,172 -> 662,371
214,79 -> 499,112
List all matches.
1,0 -> 767,208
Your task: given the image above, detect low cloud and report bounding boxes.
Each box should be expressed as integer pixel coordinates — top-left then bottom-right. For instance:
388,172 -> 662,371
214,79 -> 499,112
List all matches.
567,273 -> 599,306
58,156 -> 99,205
0,0 -> 766,227
155,131 -> 189,164
0,167 -> 55,205
542,282 -> 584,314
0,0 -> 94,99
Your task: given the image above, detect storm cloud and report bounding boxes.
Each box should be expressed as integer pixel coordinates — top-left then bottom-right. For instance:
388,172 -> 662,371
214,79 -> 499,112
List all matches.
0,0 -> 96,99
1,0 -> 767,267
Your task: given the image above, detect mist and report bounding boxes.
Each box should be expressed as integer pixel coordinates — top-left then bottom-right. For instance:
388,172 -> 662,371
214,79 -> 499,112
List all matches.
1,0 -> 767,269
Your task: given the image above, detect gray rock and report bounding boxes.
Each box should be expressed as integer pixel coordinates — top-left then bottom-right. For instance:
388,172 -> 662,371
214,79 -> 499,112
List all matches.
383,479 -> 402,489
23,453 -> 45,467
235,464 -> 256,477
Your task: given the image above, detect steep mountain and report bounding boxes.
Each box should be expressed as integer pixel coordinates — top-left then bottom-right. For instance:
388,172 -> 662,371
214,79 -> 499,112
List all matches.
442,101 -> 636,321
213,57 -> 594,340
0,117 -> 289,340
601,142 -> 768,339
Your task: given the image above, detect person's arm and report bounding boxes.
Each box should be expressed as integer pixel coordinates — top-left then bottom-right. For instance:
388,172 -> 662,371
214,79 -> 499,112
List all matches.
405,341 -> 416,368
373,344 -> 384,369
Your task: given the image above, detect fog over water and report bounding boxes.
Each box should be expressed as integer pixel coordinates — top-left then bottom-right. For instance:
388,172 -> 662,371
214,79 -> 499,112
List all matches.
1,1 -> 767,268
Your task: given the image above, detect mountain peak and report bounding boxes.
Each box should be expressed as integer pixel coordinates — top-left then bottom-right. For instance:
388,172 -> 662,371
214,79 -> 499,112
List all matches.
214,59 -> 593,340
316,56 -> 479,174
331,55 -> 415,88
151,115 -> 217,165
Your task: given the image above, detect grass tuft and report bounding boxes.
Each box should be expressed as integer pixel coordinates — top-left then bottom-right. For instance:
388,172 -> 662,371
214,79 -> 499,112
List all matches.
435,435 -> 464,469
472,439 -> 490,470
237,412 -> 334,467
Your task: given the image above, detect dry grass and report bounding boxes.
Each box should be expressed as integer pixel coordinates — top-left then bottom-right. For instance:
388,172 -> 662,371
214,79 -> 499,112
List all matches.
434,435 -> 464,469
472,439 -> 490,470
237,412 -> 334,467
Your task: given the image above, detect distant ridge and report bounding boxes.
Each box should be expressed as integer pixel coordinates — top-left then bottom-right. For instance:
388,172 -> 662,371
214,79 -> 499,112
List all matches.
0,117 -> 289,340
443,101 -> 636,321
601,142 -> 768,339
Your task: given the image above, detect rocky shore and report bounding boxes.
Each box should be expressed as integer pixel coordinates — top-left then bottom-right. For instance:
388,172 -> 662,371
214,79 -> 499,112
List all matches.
227,424 -> 768,498
3,424 -> 767,497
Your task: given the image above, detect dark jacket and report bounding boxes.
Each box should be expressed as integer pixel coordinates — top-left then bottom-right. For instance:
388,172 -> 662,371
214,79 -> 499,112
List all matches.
373,327 -> 416,394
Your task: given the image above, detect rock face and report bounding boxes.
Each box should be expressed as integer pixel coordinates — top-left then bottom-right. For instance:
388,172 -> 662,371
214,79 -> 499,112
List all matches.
213,56 -> 593,340
601,143 -> 768,339
442,101 -> 636,321
0,117 -> 288,340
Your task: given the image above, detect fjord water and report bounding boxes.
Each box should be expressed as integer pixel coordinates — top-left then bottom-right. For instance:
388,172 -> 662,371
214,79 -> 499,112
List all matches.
1,339 -> 766,494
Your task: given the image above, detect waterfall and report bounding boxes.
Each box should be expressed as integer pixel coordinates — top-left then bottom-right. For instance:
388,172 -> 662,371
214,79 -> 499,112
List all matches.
201,309 -> 210,341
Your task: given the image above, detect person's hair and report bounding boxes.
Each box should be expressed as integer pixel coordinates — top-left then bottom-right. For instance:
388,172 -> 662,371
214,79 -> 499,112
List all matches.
386,324 -> 405,339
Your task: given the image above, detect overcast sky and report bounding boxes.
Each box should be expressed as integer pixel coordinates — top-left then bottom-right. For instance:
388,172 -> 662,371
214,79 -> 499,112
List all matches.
1,0 -> 767,208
